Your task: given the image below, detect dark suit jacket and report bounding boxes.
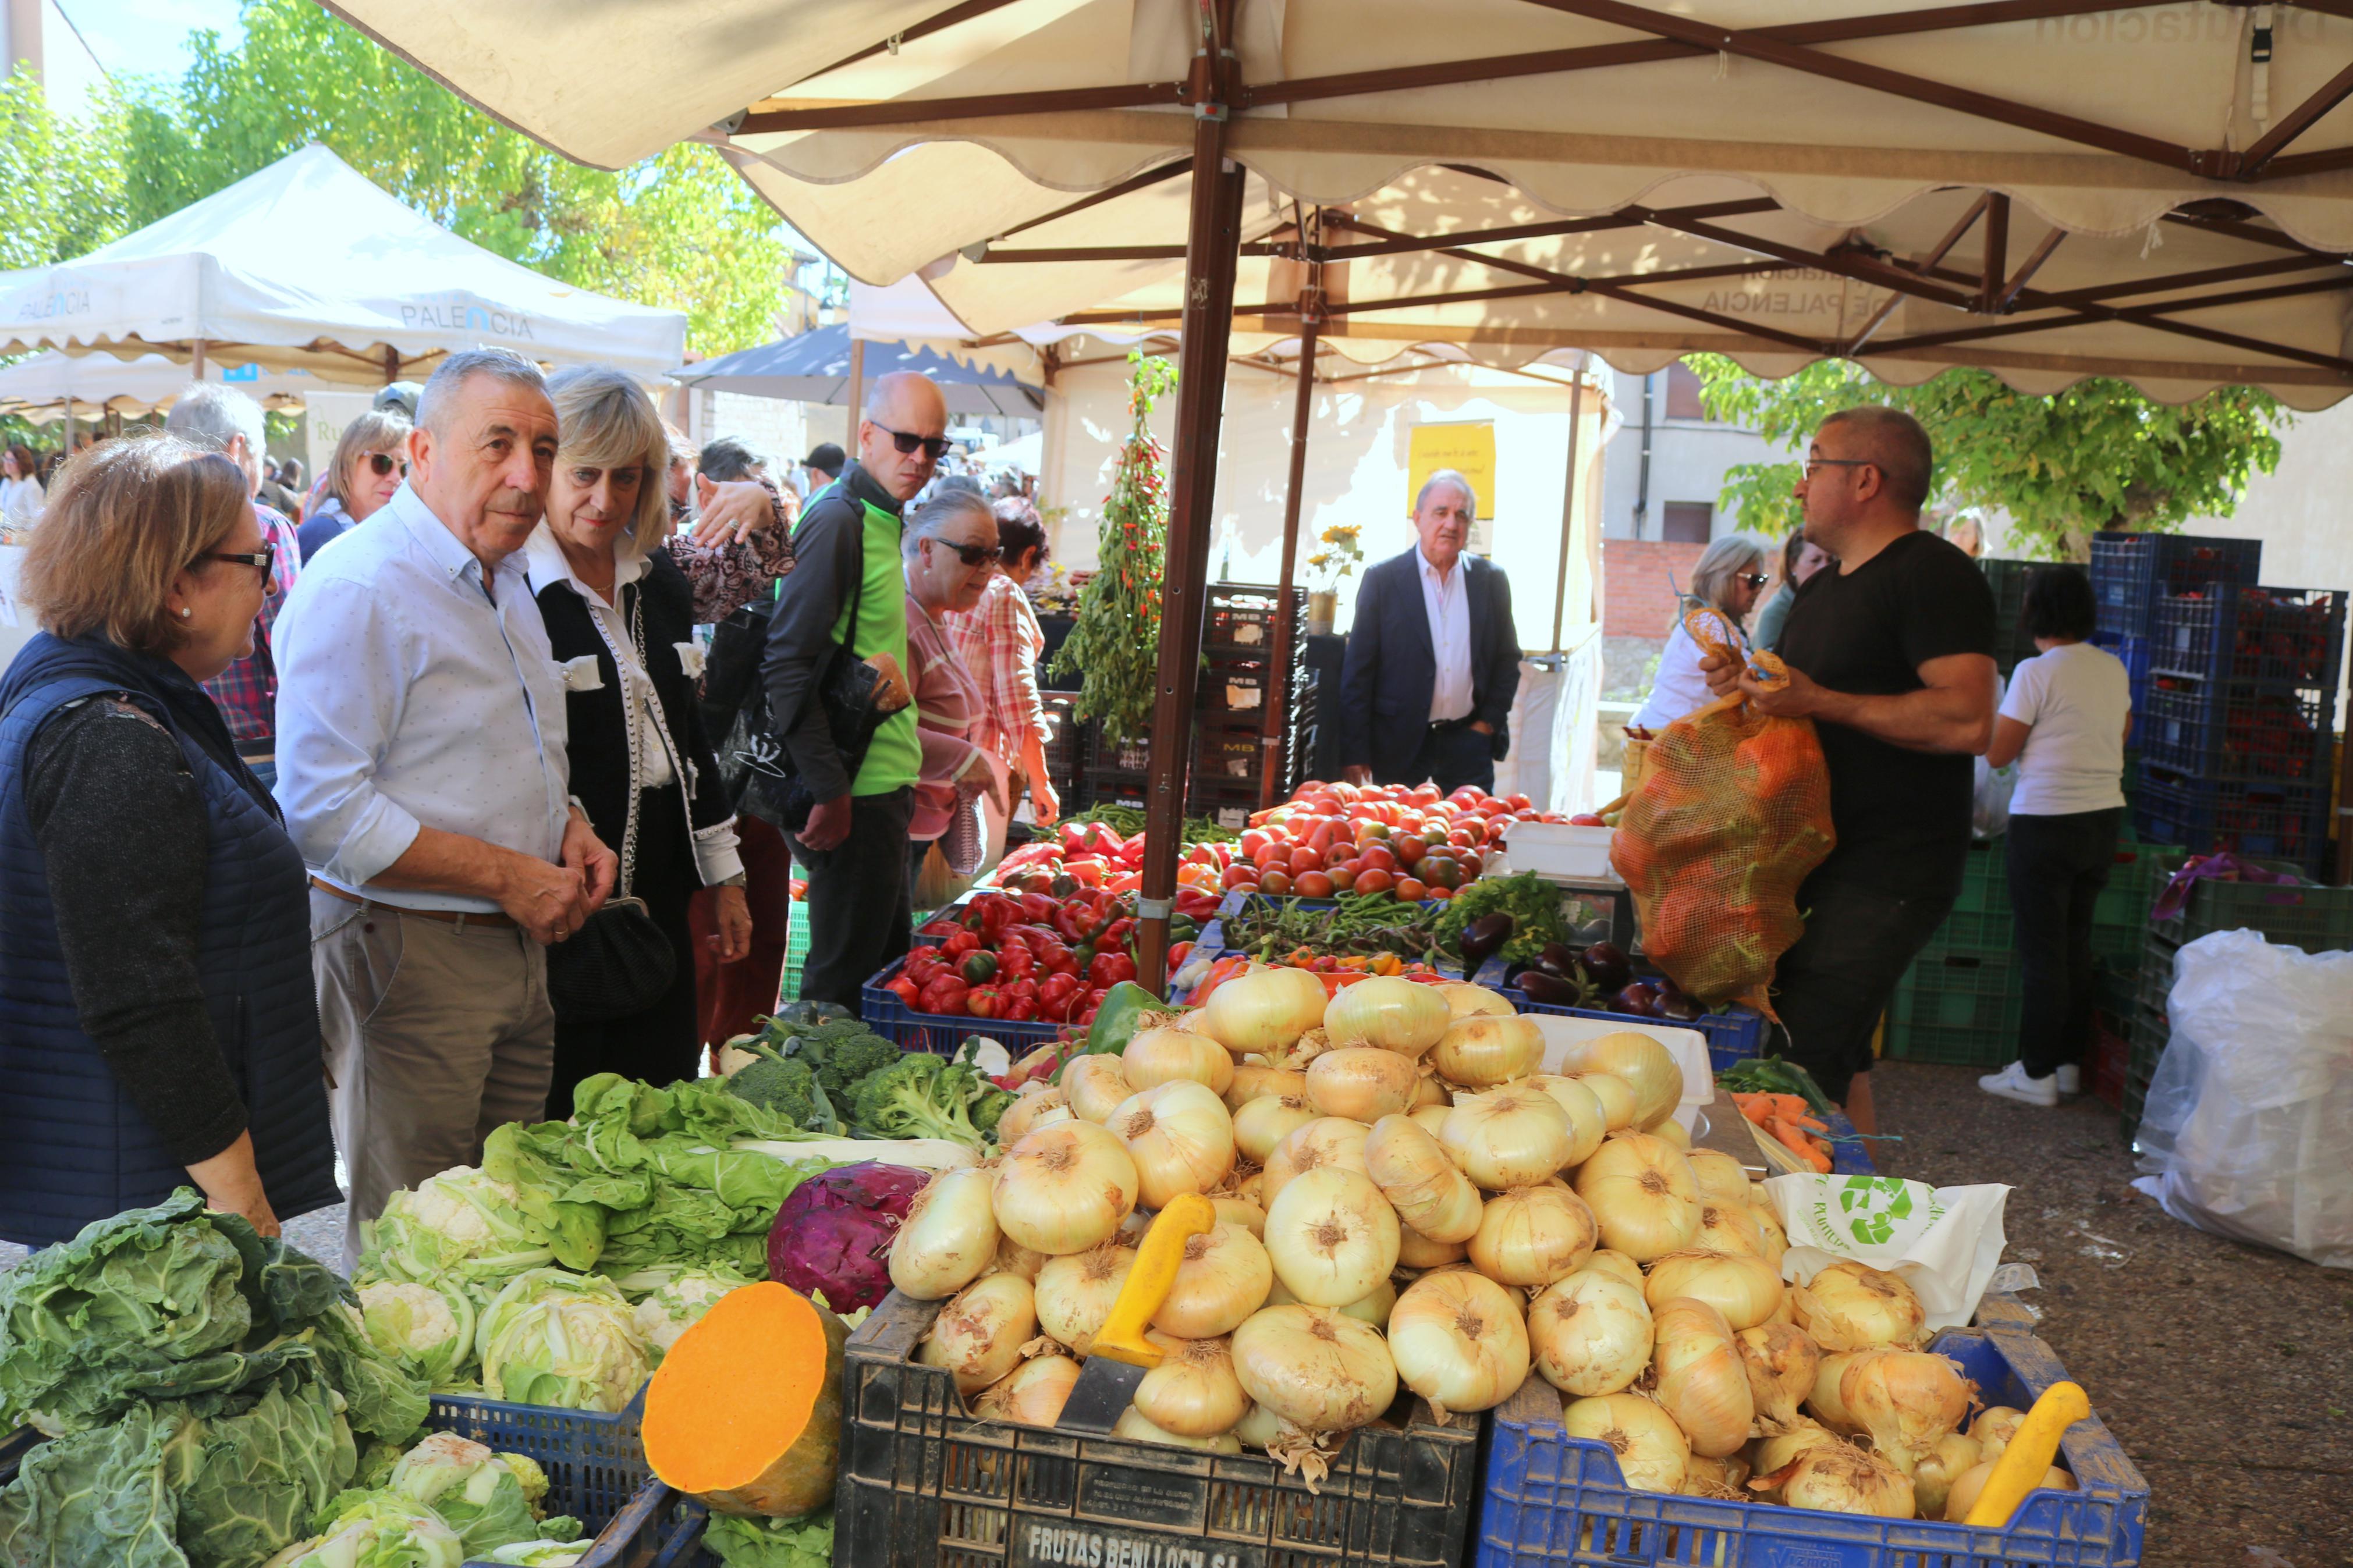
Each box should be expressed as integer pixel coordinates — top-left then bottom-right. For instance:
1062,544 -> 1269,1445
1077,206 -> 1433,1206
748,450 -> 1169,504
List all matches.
1336,548 -> 1521,782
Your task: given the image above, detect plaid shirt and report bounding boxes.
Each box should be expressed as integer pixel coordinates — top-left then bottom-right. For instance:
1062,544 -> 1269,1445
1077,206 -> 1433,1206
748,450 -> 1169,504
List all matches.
201,502 -> 301,748
944,572 -> 1050,770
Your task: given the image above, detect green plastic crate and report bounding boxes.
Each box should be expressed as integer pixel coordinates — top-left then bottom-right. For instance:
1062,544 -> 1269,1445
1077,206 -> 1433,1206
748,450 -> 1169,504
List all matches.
2149,856 -> 2353,954
1885,945 -> 2024,1066
1950,837 -> 2010,915
778,906 -> 811,1004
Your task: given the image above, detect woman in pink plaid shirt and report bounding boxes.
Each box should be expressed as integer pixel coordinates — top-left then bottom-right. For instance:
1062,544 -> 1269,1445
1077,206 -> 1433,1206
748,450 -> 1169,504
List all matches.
946,499 -> 1062,861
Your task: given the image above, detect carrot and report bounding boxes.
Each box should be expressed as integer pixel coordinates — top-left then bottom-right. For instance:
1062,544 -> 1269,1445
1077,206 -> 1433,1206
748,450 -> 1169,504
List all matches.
1737,1096 -> 1776,1128
644,1282 -> 847,1518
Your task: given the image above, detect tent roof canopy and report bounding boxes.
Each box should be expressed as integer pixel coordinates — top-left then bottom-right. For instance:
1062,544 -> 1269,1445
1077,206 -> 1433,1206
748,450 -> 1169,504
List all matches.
672,322 -> 1043,415
0,144 -> 687,383
0,351 -> 336,421
326,0 -> 2353,406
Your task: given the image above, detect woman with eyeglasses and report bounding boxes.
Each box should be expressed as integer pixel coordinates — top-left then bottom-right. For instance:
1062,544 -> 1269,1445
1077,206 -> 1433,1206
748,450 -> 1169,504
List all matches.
900,490 -> 1009,905
0,434 -> 339,1247
1630,531 -> 1773,734
945,497 -> 1062,865
296,409 -> 411,563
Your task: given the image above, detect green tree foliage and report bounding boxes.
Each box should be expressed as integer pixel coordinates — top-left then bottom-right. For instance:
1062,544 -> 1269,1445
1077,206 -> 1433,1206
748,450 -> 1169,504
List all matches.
1055,353 -> 1179,742
1689,355 -> 2288,560
1,1 -> 790,355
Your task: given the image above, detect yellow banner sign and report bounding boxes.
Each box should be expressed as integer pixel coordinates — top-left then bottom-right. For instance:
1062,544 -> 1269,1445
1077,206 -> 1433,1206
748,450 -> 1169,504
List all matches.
1407,421 -> 1496,520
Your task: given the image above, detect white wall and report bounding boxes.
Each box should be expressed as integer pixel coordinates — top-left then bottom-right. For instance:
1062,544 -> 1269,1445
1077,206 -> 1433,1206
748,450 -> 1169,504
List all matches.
1599,370 -> 1779,542
2173,400 -> 2353,594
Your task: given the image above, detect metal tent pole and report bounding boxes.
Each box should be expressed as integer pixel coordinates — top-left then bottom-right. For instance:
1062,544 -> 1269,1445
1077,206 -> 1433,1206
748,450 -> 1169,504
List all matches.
191,339 -> 208,379
1135,4 -> 1245,997
1261,300 -> 1321,808
1549,367 -> 1588,656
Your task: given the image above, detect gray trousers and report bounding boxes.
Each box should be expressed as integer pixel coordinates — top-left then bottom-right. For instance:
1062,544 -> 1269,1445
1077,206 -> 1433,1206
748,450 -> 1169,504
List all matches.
311,888 -> 555,1269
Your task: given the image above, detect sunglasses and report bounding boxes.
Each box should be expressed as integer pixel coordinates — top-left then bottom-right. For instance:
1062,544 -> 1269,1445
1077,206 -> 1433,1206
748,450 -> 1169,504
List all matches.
934,538 -> 1003,568
875,424 -> 952,463
1739,572 -> 1770,590
365,451 -> 409,478
206,542 -> 276,578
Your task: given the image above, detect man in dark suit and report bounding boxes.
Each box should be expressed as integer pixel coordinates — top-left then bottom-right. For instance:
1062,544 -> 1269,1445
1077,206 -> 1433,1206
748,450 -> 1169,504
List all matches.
1337,470 -> 1521,794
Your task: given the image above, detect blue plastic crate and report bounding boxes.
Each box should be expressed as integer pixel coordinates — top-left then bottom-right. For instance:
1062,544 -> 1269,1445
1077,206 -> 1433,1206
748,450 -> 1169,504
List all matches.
2133,764 -> 2330,875
1507,991 -> 1768,1072
2138,677 -> 2333,784
1478,1327 -> 2147,1568
2147,584 -> 2346,689
2089,631 -> 2150,717
861,955 -> 1078,1055
2090,530 -> 2260,639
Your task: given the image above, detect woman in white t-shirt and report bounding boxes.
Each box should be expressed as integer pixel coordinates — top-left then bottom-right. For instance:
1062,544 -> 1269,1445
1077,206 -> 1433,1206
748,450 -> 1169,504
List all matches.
0,444 -> 44,539
1630,532 -> 1771,734
1978,565 -> 2131,1108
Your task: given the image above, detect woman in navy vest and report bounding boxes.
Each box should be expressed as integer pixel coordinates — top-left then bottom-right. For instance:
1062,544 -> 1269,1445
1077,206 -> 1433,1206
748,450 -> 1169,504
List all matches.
0,434 -> 338,1247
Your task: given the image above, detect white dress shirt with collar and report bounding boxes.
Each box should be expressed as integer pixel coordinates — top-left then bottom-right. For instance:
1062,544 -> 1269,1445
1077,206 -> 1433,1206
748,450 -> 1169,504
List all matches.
271,482 -> 574,912
1417,545 -> 1476,724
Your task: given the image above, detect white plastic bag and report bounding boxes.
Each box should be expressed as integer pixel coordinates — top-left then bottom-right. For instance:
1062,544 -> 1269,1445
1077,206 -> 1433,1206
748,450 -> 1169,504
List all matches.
2131,929 -> 2353,1268
1765,1174 -> 2011,1331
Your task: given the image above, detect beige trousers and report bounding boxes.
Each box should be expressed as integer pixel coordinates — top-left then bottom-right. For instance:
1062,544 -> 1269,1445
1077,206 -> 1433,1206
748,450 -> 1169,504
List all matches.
311,889 -> 555,1268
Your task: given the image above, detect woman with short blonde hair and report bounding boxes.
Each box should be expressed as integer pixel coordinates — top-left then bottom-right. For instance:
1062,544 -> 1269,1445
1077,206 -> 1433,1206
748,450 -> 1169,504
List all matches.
297,408 -> 412,562
526,365 -> 750,1107
0,433 -> 338,1246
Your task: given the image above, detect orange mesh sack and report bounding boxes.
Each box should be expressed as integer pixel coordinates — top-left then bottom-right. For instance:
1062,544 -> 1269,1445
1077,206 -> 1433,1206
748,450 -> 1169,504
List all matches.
1608,609 -> 1836,1015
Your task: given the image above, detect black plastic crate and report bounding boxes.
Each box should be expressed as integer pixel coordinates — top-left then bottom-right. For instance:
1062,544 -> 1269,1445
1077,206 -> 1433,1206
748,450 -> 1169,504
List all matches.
1982,557 -> 2039,675
2091,531 -> 2261,638
837,1293 -> 1480,1568
2148,584 -> 2347,688
2139,678 -> 2334,783
2134,764 -> 2330,874
1199,658 -> 1315,716
1202,581 -> 1308,658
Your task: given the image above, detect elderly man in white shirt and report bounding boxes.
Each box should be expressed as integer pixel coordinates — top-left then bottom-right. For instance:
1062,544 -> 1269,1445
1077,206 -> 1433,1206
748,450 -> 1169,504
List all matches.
272,348 -> 617,1263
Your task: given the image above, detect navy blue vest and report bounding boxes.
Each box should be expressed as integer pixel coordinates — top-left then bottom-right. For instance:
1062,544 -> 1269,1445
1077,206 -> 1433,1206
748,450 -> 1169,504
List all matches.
0,632 -> 338,1247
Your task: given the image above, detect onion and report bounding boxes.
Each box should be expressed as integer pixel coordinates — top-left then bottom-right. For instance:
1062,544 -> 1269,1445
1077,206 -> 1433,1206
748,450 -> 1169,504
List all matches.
1262,1117 -> 1371,1207
1650,1117 -> 1691,1151
1110,1079 -> 1237,1208
973,1352 -> 1081,1427
889,1166 -> 1000,1300
1202,965 -> 1329,1057
1235,1168 -> 1264,1206
1112,1407 -> 1243,1452
1748,1202 -> 1788,1268
1153,1224 -> 1274,1338
1233,1094 -> 1318,1162
1389,1270 -> 1530,1418
1232,1305 -> 1399,1433
1572,1133 -> 1701,1261
990,1235 -> 1051,1282
1560,1032 -> 1683,1128
1972,1406 -> 2027,1465
1408,1104 -> 1453,1136
1528,1269 -> 1652,1396
1442,1086 -> 1573,1189
1943,1459 -> 2071,1523
1433,982 -> 1516,1019
994,1121 -> 1139,1255
1305,1047 -> 1423,1122
1523,1077 -> 1608,1168
917,1272 -> 1037,1395
1791,1261 -> 1928,1352
1643,1250 -> 1784,1331
1264,1272 -> 1396,1329
1033,1242 -> 1134,1356
1747,1420 -> 1846,1501
1560,1393 -> 1688,1494
1226,1063 -> 1307,1112
1583,1249 -> 1645,1289
998,1086 -> 1073,1145
1841,1350 -> 1976,1476
1574,1071 -> 1639,1131
1062,1054 -> 1133,1123
1133,1331 -> 1251,1437
1682,1452 -> 1751,1498
1694,1203 -> 1767,1259
1685,1150 -> 1752,1208
1770,1442 -> 1915,1517
1263,1168 -> 1400,1308
1735,1322 -> 1821,1433
1470,1186 -> 1599,1287
1211,1196 -> 1266,1237
1411,1073 -> 1451,1110
1323,975 -> 1452,1058
1397,1228 -> 1468,1269
1648,1297 -> 1755,1458
1126,1025 -> 1236,1096
1430,1014 -> 1545,1087
1911,1430 -> 1981,1520
1364,1114 -> 1483,1244
1806,1350 -> 1870,1435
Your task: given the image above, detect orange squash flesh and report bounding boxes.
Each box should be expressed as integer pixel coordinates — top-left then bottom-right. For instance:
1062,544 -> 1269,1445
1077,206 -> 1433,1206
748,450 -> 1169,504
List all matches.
643,1281 -> 849,1517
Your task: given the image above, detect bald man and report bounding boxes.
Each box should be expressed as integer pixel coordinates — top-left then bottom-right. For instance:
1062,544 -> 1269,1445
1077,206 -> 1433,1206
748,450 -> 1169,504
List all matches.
760,371 -> 948,1008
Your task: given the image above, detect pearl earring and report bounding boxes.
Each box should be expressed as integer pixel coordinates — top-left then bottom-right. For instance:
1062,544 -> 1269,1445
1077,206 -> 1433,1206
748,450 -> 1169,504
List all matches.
178,607 -> 192,618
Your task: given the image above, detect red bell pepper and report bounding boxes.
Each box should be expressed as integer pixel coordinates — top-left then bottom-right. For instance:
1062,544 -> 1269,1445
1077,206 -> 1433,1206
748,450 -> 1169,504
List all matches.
1002,997 -> 1039,1022
917,976 -> 970,1015
1094,917 -> 1136,955
1088,951 -> 1138,987
995,943 -> 1035,980
941,930 -> 982,959
961,951 -> 999,985
966,984 -> 1003,1018
885,973 -> 922,1009
1166,941 -> 1194,972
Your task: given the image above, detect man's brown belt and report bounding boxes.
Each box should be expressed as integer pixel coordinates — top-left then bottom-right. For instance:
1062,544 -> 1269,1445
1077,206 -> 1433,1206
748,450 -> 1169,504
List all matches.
310,877 -> 518,929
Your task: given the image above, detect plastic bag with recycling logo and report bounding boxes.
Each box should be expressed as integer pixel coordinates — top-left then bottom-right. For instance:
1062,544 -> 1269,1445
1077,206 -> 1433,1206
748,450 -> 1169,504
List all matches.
2131,928 -> 2353,1268
1765,1174 -> 2010,1332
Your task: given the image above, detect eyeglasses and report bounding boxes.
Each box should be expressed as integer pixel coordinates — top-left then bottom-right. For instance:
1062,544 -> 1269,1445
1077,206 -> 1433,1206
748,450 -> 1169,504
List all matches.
935,538 -> 1003,568
874,424 -> 952,463
365,451 -> 409,478
1803,456 -> 1876,479
206,542 -> 276,578
1739,572 -> 1770,590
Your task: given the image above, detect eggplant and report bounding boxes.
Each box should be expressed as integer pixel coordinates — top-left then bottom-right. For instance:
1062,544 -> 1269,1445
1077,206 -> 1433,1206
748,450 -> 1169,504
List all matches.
1516,969 -> 1586,1007
1612,981 -> 1659,1018
1652,983 -> 1702,1022
1457,912 -> 1516,975
1537,941 -> 1583,979
1579,942 -> 1633,994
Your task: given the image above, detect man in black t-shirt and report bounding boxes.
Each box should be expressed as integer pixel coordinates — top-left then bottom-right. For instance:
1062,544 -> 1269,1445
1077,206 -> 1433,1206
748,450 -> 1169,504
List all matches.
1702,407 -> 1996,1132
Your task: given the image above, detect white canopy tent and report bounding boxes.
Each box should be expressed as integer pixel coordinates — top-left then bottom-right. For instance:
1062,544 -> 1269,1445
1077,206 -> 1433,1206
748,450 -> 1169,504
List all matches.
0,351 -> 338,422
0,144 -> 687,384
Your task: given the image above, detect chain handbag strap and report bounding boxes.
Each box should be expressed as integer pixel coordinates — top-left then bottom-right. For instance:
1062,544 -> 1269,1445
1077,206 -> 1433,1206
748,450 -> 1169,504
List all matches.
610,589 -> 647,901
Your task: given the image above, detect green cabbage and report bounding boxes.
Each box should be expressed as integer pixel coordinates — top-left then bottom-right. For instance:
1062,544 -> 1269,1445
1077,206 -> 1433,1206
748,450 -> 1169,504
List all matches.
484,1542 -> 590,1566
380,1434 -> 579,1557
289,1495 -> 463,1568
357,1169 -> 565,1290
475,1270 -> 648,1413
701,1510 -> 835,1568
626,1265 -> 751,1361
356,1283 -> 478,1391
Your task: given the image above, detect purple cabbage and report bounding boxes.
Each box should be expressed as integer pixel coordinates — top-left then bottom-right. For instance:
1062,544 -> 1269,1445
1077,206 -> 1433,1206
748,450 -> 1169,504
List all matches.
766,1161 -> 932,1313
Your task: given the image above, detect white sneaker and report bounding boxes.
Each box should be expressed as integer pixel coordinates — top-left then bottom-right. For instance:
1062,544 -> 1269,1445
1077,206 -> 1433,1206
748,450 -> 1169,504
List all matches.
1979,1061 -> 2059,1107
2054,1064 -> 2081,1097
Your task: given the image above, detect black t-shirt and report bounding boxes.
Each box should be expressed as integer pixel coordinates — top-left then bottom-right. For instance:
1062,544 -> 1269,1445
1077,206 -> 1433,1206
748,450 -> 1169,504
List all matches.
1780,529 -> 1996,900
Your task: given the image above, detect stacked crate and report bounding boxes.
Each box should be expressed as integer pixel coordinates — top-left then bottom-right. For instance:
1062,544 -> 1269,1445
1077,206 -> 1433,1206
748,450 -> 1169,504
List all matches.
1037,689 -> 1089,812
2089,530 -> 2260,719
1981,557 -> 2040,677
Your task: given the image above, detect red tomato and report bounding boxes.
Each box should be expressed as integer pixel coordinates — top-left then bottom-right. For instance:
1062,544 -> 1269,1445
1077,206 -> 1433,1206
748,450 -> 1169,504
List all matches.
1308,820 -> 1339,855
1254,845 -> 1284,871
1294,870 -> 1336,897
1355,867 -> 1395,895
1328,865 -> 1358,892
1359,844 -> 1398,874
1394,876 -> 1428,901
1425,884 -> 1454,901
1240,828 -> 1271,858
1410,784 -> 1442,805
1456,849 -> 1484,877
1260,868 -> 1294,895
1394,834 -> 1428,867
1419,856 -> 1460,890
1221,862 -> 1257,890
1447,829 -> 1475,849
1507,793 -> 1533,810
1289,845 -> 1324,876
1323,842 -> 1355,869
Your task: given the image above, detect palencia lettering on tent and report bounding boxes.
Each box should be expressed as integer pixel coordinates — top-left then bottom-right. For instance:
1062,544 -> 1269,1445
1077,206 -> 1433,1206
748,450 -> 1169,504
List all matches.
16,289 -> 91,324
398,294 -> 537,340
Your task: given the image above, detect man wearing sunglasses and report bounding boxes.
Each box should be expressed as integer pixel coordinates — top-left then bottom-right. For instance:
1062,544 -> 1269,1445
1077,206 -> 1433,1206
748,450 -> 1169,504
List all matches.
760,371 -> 947,1008
1699,406 -> 1997,1135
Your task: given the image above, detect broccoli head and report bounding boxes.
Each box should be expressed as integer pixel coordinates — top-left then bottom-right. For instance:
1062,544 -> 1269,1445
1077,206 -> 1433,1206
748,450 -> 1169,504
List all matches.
969,1085 -> 1015,1140
849,1053 -> 985,1149
725,1057 -> 819,1125
809,1033 -> 905,1099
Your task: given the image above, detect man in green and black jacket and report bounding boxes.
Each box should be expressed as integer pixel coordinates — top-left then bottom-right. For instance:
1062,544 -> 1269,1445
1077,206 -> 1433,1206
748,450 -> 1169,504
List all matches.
761,371 -> 948,1008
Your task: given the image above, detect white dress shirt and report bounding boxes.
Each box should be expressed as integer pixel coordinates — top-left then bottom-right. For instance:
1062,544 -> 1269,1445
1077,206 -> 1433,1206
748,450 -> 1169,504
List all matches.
272,483 -> 574,912
1417,546 -> 1476,724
